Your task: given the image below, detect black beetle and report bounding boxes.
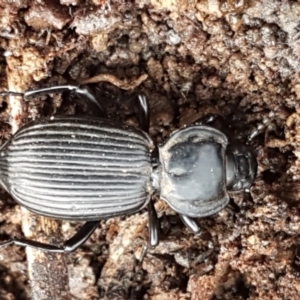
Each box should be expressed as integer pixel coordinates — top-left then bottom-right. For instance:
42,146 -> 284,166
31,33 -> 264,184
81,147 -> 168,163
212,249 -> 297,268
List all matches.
0,85 -> 257,252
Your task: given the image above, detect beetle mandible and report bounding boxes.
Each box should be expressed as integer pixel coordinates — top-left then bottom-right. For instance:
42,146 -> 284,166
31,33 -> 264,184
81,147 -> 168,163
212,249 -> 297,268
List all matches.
0,84 -> 257,252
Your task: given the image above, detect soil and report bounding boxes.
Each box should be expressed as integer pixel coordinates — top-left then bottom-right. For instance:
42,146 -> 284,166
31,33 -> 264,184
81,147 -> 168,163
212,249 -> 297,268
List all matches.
0,0 -> 300,299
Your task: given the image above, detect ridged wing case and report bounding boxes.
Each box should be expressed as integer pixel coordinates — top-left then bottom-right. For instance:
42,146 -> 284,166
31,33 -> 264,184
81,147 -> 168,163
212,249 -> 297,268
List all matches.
0,117 -> 154,220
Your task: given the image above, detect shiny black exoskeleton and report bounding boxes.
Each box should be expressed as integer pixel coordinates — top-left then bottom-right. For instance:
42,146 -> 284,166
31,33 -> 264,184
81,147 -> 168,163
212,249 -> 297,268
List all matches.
0,85 -> 257,252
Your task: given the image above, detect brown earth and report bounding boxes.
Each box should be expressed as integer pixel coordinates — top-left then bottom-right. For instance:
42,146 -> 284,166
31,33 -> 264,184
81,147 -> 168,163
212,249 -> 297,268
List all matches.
0,0 -> 300,299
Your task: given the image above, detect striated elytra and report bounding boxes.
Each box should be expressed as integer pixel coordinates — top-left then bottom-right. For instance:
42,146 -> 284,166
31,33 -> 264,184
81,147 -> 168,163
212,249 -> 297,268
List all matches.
0,117 -> 154,221
0,85 -> 257,252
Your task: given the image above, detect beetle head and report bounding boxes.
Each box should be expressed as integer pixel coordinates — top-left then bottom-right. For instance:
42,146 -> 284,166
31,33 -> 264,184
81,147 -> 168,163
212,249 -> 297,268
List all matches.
225,144 -> 257,191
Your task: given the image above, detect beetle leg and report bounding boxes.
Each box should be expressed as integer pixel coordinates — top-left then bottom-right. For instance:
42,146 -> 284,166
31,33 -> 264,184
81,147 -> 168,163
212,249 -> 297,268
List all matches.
195,113 -> 225,126
147,200 -> 159,247
0,85 -> 106,117
247,111 -> 275,143
137,94 -> 150,132
63,220 -> 99,252
136,94 -> 160,246
0,221 -> 99,253
194,113 -> 233,137
179,215 -> 201,234
24,85 -> 106,117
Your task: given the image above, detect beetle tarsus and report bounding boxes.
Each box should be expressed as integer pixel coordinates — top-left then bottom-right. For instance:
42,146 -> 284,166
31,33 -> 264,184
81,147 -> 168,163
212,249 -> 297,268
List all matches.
0,84 -> 106,117
0,91 -> 24,97
0,237 -> 65,253
0,221 -> 99,253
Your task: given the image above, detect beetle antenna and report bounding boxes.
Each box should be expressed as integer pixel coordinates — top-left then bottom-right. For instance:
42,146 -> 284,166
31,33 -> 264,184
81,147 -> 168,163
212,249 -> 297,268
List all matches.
0,91 -> 24,97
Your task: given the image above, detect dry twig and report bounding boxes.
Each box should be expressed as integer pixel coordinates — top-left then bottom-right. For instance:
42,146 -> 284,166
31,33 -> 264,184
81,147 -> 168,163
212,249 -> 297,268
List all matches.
80,73 -> 148,90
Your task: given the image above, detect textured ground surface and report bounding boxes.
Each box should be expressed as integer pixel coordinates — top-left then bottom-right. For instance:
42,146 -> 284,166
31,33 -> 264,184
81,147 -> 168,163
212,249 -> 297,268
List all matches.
0,0 -> 300,299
